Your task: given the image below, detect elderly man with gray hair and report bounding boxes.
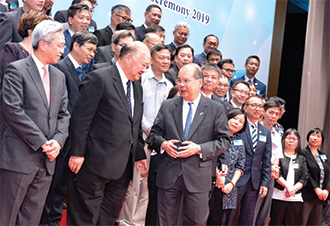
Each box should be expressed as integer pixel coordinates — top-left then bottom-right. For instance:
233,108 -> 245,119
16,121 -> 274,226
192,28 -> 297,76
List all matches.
166,21 -> 190,59
0,20 -> 70,225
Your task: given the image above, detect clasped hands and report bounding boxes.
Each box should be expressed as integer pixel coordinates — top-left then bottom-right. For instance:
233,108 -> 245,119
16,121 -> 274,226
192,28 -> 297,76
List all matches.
161,139 -> 201,158
42,139 -> 61,162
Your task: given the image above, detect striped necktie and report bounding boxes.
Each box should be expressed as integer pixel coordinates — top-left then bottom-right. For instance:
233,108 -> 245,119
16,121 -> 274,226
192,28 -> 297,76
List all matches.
251,124 -> 258,152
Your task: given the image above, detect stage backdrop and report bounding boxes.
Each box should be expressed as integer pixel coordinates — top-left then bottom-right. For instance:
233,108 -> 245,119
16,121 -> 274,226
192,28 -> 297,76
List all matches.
22,0 -> 277,89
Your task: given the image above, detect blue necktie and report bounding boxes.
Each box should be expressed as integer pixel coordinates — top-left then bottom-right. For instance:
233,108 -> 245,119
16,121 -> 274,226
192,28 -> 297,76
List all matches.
184,102 -> 193,140
126,81 -> 132,115
76,67 -> 83,81
251,124 -> 258,152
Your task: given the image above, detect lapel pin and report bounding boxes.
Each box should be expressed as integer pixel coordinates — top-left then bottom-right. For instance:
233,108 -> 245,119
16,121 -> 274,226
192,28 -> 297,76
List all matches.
259,131 -> 262,133
200,112 -> 204,115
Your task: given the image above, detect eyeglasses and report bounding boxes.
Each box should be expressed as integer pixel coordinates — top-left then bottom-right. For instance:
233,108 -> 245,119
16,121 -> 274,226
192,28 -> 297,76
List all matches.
285,137 -> 298,141
232,89 -> 249,96
206,42 -> 217,47
145,39 -> 157,47
177,31 -> 189,37
82,44 -> 97,55
176,79 -> 193,85
223,68 -> 236,74
56,44 -> 66,49
245,103 -> 263,109
115,14 -> 133,23
115,43 -> 127,47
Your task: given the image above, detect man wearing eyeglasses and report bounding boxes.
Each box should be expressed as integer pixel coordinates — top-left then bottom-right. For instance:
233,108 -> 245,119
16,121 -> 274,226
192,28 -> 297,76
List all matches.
40,31 -> 98,226
147,63 -> 230,225
93,4 -> 131,47
226,95 -> 272,226
230,55 -> 267,95
230,81 -> 250,109
166,21 -> 190,59
0,20 -> 70,226
135,4 -> 162,41
193,34 -> 219,65
92,30 -> 135,71
142,32 -> 162,51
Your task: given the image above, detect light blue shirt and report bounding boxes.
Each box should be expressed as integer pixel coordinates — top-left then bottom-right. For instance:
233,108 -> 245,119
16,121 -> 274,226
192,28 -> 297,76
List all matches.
141,68 -> 173,132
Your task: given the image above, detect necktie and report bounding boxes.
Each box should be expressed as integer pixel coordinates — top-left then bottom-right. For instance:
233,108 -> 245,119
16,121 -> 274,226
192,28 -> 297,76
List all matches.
252,124 -> 258,152
42,66 -> 50,106
126,81 -> 132,115
184,102 -> 193,140
248,79 -> 252,84
76,66 -> 83,81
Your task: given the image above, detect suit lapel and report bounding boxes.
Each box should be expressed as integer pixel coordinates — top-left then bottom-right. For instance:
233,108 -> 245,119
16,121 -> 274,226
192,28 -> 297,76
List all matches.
132,81 -> 141,123
244,124 -> 254,155
49,66 -> 58,111
112,66 -> 132,121
186,95 -> 207,140
65,57 -> 80,86
26,57 -> 49,109
172,97 -> 184,141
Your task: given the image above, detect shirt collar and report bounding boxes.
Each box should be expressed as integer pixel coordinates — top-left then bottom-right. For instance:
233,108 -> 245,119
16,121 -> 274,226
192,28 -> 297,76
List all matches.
116,61 -> 129,88
68,53 -> 81,69
183,92 -> 201,106
244,75 -> 254,83
201,91 -> 212,99
247,118 -> 258,129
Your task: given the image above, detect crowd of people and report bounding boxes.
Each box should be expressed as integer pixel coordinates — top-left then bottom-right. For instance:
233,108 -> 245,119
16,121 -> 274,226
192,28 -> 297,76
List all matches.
0,0 -> 329,226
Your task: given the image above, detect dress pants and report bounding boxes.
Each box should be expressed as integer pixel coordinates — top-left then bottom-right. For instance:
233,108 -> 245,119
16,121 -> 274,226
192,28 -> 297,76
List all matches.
252,178 -> 274,226
321,200 -> 330,226
207,186 -> 232,226
117,148 -> 150,226
269,199 -> 303,226
157,175 -> 209,226
301,199 -> 323,225
67,155 -> 133,226
227,179 -> 258,226
0,160 -> 52,225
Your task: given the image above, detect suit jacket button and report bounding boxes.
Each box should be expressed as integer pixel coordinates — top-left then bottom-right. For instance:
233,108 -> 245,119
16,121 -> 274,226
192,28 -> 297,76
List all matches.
129,140 -> 133,144
49,117 -> 51,120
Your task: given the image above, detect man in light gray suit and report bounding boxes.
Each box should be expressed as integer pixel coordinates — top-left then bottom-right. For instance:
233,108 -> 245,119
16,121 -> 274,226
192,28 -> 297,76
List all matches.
0,20 -> 70,225
147,63 -> 230,225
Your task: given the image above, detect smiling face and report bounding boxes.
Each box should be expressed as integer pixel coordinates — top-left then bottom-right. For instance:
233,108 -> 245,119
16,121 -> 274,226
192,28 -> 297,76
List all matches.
68,9 -> 91,33
244,96 -> 263,122
151,49 -> 171,74
203,36 -> 218,53
213,76 -> 229,99
201,68 -> 219,95
39,31 -> 65,65
245,57 -> 260,77
24,0 -> 45,12
228,113 -> 245,135
173,26 -> 189,46
308,132 -> 322,149
145,7 -> 162,26
73,41 -> 97,65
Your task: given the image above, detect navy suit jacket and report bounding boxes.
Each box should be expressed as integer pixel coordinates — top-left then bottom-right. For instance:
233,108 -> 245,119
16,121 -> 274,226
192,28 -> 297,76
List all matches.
230,75 -> 267,96
166,42 -> 177,61
235,121 -> 272,190
193,52 -> 206,65
0,7 -> 24,53
135,24 -> 146,41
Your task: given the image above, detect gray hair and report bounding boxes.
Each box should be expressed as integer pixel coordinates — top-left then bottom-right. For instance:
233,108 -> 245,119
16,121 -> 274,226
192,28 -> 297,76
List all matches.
111,4 -> 131,15
32,20 -> 64,50
201,63 -> 221,78
174,21 -> 190,32
112,30 -> 136,44
180,63 -> 202,79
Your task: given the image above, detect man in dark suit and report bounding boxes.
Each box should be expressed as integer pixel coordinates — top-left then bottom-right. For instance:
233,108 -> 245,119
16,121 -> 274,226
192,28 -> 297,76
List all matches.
93,4 -> 131,47
40,31 -> 97,226
67,41 -> 149,226
193,34 -> 219,65
0,20 -> 70,226
147,63 -> 230,225
228,95 -> 272,226
230,55 -> 267,95
229,81 -> 251,109
166,21 -> 190,60
135,4 -> 162,41
54,0 -> 97,32
0,0 -> 44,52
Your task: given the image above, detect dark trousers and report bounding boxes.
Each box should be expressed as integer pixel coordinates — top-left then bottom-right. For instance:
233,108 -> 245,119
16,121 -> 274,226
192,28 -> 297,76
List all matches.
208,186 -> 232,226
145,154 -> 160,226
157,175 -> 209,226
301,199 -> 323,225
0,161 -> 52,225
228,179 -> 258,226
67,157 -> 133,226
269,199 -> 303,226
40,141 -> 70,226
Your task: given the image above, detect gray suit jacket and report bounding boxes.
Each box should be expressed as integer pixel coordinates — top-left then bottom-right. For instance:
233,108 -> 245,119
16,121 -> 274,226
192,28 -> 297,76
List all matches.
1,56 -> 70,175
147,95 -> 230,193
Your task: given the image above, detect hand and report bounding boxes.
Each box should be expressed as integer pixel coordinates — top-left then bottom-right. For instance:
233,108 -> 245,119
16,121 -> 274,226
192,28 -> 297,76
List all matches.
161,140 -> 179,158
219,164 -> 228,177
68,156 -> 85,174
222,183 -> 234,194
315,187 -> 323,200
42,139 -> 61,161
271,165 -> 280,179
285,186 -> 296,197
177,141 -> 201,158
215,168 -> 225,189
136,159 -> 148,177
322,190 -> 329,201
145,127 -> 151,136
259,186 -> 268,198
